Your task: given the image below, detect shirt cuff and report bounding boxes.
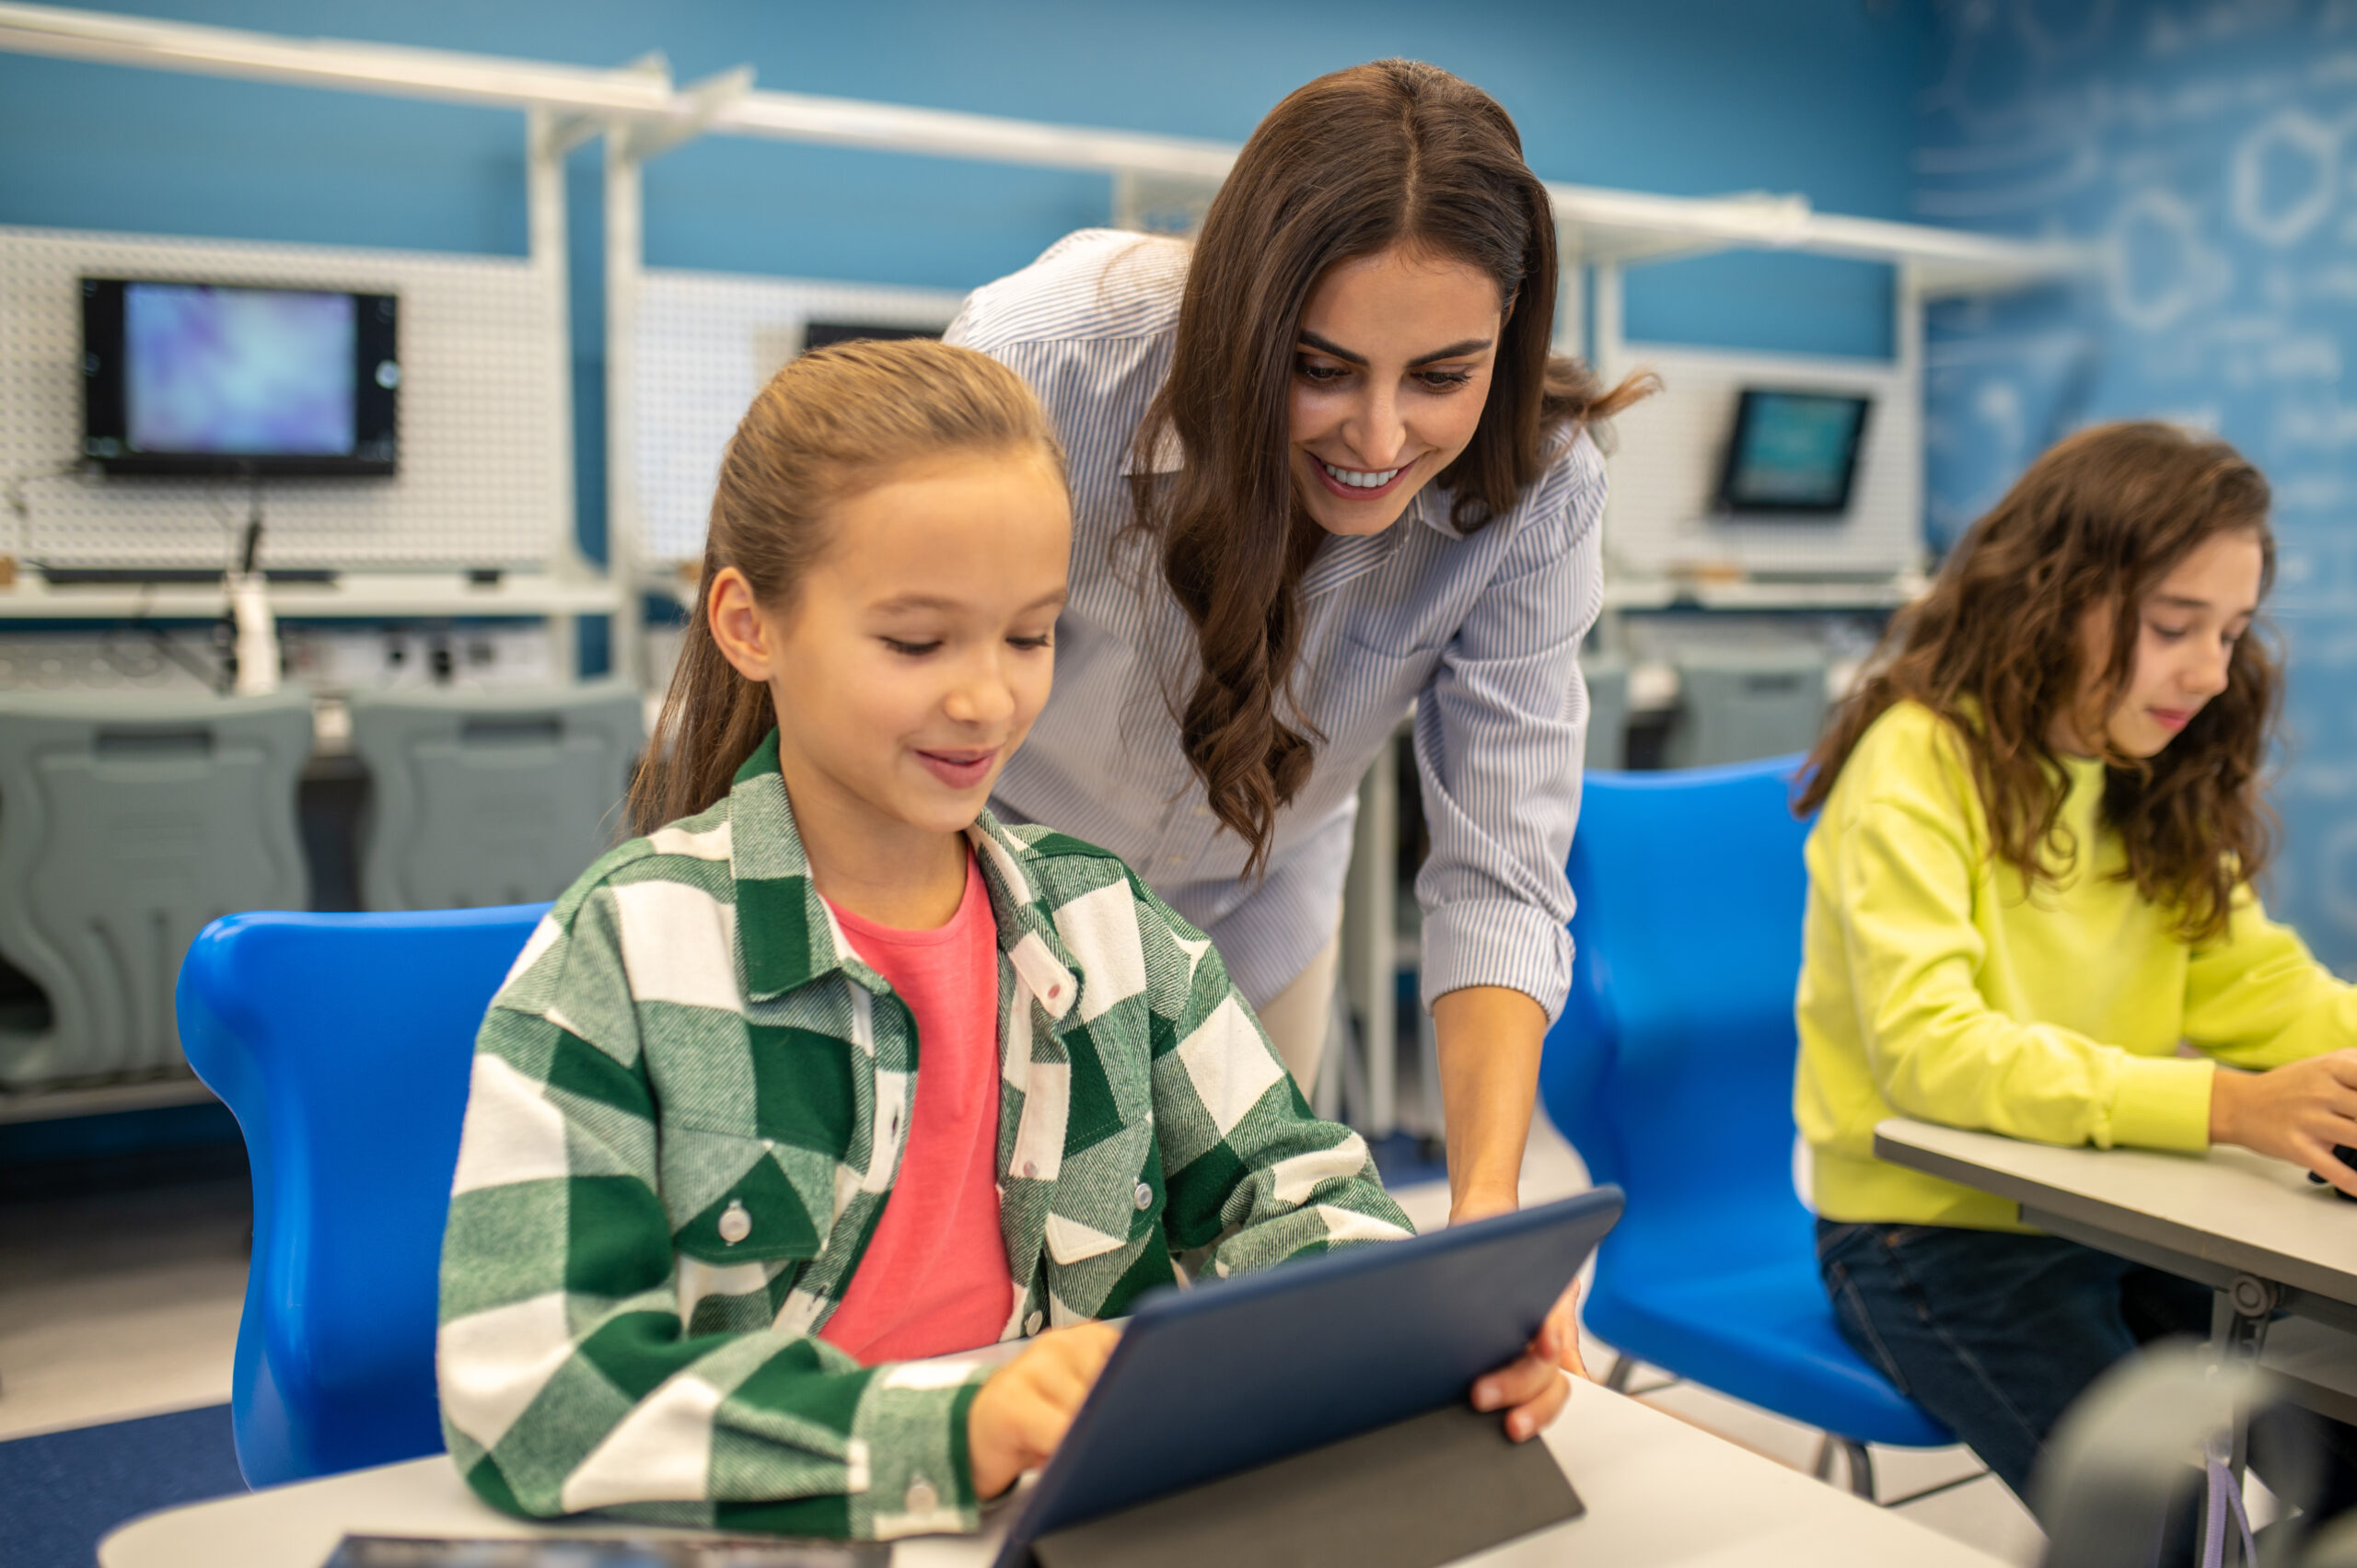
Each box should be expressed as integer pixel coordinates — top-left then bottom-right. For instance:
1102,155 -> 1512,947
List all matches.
1418,897 -> 1575,1022
845,1360 -> 993,1540
2105,1053 -> 2216,1153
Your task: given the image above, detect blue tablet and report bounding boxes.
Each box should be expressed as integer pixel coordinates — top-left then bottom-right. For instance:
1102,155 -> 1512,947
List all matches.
991,1185 -> 1625,1568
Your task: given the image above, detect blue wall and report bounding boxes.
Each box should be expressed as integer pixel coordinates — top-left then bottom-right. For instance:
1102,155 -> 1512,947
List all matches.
0,0 -> 1932,558
1918,0 -> 2357,971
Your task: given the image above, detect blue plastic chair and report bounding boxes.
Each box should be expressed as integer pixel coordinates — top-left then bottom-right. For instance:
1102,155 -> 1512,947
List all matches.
176,904 -> 547,1487
1538,756 -> 1956,1498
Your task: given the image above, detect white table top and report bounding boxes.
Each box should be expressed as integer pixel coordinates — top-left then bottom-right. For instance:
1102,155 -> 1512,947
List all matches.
1873,1117 -> 2357,1316
100,1383 -> 2006,1568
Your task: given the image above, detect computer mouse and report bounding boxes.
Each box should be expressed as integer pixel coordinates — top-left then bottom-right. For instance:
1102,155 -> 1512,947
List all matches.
2307,1145 -> 2357,1202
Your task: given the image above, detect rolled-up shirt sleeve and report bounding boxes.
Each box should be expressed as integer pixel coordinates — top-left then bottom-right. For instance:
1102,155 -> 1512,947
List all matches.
1411,436 -> 1606,1021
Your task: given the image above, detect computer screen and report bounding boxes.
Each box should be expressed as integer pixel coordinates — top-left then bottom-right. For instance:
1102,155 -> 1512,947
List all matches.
81,278 -> 399,476
801,319 -> 944,353
1716,389 -> 1871,514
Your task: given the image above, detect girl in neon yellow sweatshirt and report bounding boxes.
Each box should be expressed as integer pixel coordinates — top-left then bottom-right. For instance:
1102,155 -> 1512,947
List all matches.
1794,422 -> 2357,1512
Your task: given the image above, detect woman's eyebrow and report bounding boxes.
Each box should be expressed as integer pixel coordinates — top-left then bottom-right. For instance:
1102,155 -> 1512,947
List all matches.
1296,330 -> 1367,366
1295,329 -> 1495,366
1409,338 -> 1493,366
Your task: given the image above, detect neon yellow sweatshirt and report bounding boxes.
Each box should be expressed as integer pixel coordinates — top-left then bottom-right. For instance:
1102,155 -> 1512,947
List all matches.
1796,700 -> 2357,1230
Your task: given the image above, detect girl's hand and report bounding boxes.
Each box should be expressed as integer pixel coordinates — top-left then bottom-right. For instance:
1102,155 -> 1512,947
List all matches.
1470,1281 -> 1586,1441
966,1322 -> 1122,1500
2211,1051 -> 2357,1198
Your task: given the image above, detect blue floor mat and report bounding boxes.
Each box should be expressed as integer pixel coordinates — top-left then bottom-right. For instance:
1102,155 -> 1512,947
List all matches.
0,1403 -> 247,1568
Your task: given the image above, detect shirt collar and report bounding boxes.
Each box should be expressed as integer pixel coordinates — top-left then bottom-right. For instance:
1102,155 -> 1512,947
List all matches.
725,730 -> 1086,1012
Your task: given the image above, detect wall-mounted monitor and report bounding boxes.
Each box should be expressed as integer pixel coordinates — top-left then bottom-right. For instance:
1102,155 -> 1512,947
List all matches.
1716,389 -> 1871,514
801,319 -> 944,354
80,278 -> 399,477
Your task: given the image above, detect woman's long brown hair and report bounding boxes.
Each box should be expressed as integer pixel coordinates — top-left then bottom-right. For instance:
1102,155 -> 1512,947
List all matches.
626,339 -> 1065,835
1135,58 -> 1655,877
1795,422 -> 2279,944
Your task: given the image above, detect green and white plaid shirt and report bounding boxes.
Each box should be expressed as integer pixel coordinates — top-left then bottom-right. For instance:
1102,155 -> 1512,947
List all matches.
437,732 -> 1413,1540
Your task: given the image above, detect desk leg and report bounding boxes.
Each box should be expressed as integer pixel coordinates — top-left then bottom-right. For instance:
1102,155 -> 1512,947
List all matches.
2208,1274 -> 2279,1568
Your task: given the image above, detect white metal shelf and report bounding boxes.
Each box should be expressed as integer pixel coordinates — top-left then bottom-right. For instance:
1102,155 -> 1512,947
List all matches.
1601,575 -> 1928,613
0,571 -> 622,621
0,4 -> 2083,293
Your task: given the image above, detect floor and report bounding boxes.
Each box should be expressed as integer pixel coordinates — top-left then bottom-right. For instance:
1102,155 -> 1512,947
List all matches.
0,1117 -> 2048,1566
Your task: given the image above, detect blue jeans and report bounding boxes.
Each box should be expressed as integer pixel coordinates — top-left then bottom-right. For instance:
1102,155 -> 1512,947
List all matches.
1817,1219 -> 2357,1551
1816,1220 -> 2214,1499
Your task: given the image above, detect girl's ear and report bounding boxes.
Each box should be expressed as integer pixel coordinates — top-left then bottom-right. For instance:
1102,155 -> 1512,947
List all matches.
707,566 -> 777,684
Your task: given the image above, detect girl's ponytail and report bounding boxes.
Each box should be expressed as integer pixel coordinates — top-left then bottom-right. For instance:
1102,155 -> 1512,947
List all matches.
626,338 -> 1065,836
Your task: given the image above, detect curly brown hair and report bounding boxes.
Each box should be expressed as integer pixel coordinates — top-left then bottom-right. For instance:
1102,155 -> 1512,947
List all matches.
1794,421 -> 2279,945
1135,59 -> 1654,878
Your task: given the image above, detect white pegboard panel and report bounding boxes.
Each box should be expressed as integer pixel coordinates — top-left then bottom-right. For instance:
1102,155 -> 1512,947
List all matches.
0,226 -> 565,571
1601,343 -> 1922,581
635,268 -> 968,564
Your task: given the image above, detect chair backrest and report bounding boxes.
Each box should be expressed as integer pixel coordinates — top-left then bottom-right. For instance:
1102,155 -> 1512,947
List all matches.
0,691 -> 312,1087
1540,756 -> 1816,1270
349,682 -> 643,911
1665,647 -> 1829,770
176,904 -> 546,1485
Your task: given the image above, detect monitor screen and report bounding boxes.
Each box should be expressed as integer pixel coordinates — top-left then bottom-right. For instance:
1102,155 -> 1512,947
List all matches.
1717,389 -> 1871,514
801,319 -> 944,353
81,278 -> 399,477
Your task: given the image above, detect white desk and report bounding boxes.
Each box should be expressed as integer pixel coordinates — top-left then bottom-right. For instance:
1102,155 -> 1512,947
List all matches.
101,1384 -> 2006,1568
1873,1118 -> 2357,1566
1873,1118 -> 2357,1339
1875,1115 -> 2357,1449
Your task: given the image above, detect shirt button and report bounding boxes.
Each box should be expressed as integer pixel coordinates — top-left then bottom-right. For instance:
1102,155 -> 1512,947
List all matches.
1026,1311 -> 1044,1335
1047,983 -> 1062,999
905,1478 -> 938,1515
718,1200 -> 751,1245
1134,1181 -> 1154,1211
1022,1160 -> 1039,1179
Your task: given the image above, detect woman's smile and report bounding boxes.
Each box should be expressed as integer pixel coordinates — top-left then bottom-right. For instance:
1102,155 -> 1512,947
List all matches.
1311,455 -> 1417,500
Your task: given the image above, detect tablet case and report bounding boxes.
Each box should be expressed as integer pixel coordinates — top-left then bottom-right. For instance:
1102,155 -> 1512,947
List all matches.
1029,1402 -> 1583,1568
994,1186 -> 1623,1568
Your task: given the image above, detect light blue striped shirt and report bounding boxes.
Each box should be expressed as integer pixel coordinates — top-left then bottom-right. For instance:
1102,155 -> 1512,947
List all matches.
947,230 -> 1604,1018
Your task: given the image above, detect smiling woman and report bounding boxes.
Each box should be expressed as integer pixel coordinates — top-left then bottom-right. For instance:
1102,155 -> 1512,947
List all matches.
949,59 -> 1655,1224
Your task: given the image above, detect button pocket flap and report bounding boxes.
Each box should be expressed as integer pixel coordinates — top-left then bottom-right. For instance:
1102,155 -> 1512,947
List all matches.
670,1141 -> 821,1264
1045,1210 -> 1129,1265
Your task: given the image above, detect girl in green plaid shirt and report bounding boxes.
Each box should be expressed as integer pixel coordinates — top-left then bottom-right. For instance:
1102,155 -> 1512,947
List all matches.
436,339 -> 1576,1539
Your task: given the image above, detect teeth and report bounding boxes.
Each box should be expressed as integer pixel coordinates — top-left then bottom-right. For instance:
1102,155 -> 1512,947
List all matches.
1319,459 -> 1401,490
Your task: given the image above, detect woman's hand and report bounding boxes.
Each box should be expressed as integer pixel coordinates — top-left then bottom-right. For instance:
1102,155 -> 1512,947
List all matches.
1470,1281 -> 1586,1441
966,1322 -> 1122,1500
2211,1052 -> 2357,1197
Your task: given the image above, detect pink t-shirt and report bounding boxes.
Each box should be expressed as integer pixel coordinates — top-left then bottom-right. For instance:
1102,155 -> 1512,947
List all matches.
817,853 -> 1014,1365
